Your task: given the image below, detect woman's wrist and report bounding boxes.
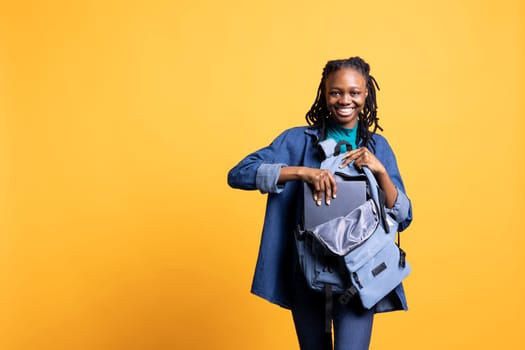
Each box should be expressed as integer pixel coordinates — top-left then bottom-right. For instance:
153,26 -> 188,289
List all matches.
278,166 -> 307,184
374,170 -> 397,208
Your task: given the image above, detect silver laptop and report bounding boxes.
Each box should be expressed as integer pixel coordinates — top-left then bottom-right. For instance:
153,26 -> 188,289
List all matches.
303,180 -> 367,230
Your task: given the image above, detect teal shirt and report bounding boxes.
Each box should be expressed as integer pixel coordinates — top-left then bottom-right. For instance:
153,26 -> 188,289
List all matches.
326,121 -> 359,153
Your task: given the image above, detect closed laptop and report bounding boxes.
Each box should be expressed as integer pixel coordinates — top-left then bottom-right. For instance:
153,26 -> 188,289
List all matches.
303,181 -> 367,230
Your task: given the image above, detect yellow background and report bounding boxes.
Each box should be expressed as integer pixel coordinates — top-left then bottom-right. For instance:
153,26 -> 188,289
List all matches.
1,0 -> 523,349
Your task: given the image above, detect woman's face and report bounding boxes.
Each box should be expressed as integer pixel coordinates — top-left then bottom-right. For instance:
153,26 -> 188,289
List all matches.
324,68 -> 368,129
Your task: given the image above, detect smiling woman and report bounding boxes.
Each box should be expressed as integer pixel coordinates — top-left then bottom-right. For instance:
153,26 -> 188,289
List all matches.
325,69 -> 368,129
228,56 -> 412,350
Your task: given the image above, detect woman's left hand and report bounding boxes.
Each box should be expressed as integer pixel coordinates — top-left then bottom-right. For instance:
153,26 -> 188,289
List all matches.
339,147 -> 386,175
339,147 -> 398,208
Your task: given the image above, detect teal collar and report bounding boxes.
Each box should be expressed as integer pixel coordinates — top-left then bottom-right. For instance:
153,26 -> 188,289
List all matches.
326,121 -> 359,152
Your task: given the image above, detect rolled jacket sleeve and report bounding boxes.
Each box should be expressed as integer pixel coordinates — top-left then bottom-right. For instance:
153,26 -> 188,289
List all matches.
386,188 -> 411,224
256,163 -> 288,194
228,127 -> 308,194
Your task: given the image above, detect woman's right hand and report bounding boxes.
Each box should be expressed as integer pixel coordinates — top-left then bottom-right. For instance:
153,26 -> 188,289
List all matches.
278,166 -> 337,206
302,168 -> 337,206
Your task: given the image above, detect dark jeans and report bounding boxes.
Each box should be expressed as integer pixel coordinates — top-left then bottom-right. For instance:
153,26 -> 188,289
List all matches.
291,275 -> 374,350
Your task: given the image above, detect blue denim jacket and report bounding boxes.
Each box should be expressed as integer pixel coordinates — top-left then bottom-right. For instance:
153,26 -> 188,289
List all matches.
228,126 -> 413,312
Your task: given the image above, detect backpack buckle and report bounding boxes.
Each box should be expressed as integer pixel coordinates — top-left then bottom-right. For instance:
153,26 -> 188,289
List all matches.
338,286 -> 358,305
399,248 -> 407,268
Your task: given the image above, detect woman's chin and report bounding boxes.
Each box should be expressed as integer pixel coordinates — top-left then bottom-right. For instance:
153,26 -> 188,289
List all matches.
332,114 -> 358,128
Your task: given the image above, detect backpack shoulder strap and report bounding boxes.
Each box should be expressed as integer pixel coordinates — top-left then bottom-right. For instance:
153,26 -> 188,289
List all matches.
318,138 -> 354,159
318,138 -> 337,159
362,166 -> 390,233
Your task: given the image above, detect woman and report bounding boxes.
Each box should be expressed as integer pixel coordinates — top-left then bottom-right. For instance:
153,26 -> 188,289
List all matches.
228,56 -> 412,350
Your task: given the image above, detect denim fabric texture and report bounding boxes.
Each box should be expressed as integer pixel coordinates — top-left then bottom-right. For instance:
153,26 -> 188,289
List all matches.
291,271 -> 375,350
227,126 -> 413,312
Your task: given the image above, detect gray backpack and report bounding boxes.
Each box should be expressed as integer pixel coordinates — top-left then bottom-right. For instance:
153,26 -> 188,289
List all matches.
295,139 -> 410,332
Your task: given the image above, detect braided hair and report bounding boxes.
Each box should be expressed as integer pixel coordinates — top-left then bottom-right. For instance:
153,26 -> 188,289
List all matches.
305,56 -> 382,149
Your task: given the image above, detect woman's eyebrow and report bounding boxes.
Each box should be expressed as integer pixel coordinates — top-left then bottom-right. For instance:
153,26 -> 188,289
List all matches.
329,86 -> 362,90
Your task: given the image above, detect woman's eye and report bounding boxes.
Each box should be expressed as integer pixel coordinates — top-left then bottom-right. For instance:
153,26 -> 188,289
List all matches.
330,91 -> 340,96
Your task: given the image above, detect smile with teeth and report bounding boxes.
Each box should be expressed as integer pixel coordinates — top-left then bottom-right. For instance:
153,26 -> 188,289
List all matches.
335,106 -> 355,116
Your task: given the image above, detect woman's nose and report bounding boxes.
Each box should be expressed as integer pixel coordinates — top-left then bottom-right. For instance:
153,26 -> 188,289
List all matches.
339,93 -> 351,104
